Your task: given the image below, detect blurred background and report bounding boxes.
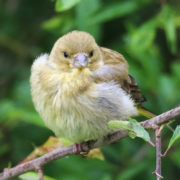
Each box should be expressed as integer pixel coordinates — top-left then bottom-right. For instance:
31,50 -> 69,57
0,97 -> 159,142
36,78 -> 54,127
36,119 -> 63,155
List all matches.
0,0 -> 180,179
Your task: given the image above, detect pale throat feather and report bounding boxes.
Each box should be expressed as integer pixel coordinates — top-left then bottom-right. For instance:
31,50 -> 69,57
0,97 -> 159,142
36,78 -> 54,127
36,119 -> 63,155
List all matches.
58,68 -> 94,97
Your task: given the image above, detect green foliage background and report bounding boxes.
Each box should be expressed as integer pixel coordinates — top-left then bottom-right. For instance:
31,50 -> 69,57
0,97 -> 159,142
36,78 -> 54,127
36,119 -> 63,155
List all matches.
0,0 -> 180,179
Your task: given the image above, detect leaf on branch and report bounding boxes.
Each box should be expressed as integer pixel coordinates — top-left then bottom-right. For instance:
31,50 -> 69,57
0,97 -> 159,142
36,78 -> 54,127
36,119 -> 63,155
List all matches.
108,119 -> 151,142
168,125 -> 180,149
19,172 -> 55,180
129,119 -> 151,142
108,120 -> 132,131
55,0 -> 81,12
21,136 -> 104,163
87,148 -> 104,160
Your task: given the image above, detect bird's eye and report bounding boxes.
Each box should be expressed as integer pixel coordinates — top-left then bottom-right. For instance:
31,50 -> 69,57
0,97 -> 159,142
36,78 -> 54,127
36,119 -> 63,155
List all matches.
89,51 -> 93,57
64,52 -> 69,58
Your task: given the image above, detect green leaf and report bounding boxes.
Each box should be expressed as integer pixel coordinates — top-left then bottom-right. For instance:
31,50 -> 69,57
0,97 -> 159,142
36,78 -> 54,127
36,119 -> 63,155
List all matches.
158,5 -> 177,54
108,120 -> 132,131
75,0 -> 101,40
19,172 -> 55,180
108,119 -> 150,142
168,125 -> 180,149
129,18 -> 157,52
129,119 -> 150,142
129,131 -> 136,139
89,1 -> 142,25
42,16 -> 63,31
42,15 -> 75,34
0,100 -> 44,126
55,0 -> 81,12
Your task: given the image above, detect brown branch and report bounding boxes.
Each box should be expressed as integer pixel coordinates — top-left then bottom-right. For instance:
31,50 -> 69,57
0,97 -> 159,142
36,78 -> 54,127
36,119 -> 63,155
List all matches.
37,167 -> 44,180
153,128 -> 163,180
156,128 -> 162,180
141,106 -> 180,128
0,106 -> 180,180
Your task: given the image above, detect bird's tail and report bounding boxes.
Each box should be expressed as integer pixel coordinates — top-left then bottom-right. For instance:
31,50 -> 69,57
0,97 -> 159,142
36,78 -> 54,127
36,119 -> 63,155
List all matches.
138,106 -> 174,132
138,106 -> 156,118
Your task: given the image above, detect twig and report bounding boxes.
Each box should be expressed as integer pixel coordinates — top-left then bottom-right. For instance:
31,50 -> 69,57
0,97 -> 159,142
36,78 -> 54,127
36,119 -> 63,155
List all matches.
161,148 -> 169,157
156,128 -> 162,180
37,167 -> 44,180
153,128 -> 163,180
0,145 -> 78,180
141,106 -> 180,129
0,106 -> 180,180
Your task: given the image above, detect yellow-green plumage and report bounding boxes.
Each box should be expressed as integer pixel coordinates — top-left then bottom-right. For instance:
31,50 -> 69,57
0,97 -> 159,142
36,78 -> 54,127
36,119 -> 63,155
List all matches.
30,31 -> 139,143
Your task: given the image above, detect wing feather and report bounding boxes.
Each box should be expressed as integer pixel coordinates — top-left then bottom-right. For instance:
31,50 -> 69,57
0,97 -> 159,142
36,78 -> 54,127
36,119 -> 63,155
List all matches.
94,47 -> 146,104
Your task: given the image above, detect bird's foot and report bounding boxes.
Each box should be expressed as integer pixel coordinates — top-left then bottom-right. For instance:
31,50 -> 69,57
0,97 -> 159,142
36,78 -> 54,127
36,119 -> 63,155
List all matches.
73,143 -> 89,157
73,143 -> 82,154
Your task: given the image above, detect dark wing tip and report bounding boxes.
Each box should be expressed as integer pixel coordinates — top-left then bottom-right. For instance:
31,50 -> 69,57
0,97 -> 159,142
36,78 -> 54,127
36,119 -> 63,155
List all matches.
128,75 -> 147,104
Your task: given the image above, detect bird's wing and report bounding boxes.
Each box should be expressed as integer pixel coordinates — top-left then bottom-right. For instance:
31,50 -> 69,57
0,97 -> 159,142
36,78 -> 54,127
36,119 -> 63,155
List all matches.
94,47 -> 146,104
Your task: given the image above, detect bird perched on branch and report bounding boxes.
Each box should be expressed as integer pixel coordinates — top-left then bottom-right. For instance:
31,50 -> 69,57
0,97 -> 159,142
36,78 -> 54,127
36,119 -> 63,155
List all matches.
30,31 -> 152,143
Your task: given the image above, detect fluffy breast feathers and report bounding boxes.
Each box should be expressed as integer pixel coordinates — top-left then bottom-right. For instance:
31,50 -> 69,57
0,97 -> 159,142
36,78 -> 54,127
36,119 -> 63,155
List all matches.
30,31 -> 139,142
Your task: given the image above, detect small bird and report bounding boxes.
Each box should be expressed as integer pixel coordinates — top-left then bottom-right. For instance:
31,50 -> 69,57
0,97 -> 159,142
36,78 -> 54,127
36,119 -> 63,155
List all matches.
30,31 -> 150,143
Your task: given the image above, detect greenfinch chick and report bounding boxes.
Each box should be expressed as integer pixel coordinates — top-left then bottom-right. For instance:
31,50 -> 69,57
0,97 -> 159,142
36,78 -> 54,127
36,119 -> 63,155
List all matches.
30,31 -> 144,143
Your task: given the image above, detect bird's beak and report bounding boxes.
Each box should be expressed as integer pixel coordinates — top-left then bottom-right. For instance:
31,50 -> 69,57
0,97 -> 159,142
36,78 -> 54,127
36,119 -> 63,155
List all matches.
73,53 -> 88,69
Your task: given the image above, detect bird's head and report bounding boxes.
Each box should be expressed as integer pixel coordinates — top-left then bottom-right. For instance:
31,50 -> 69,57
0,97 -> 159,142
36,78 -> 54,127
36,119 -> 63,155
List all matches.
49,31 -> 103,74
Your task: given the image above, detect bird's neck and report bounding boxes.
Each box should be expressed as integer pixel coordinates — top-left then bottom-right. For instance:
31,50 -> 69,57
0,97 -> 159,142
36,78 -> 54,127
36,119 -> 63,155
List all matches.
60,68 -> 93,97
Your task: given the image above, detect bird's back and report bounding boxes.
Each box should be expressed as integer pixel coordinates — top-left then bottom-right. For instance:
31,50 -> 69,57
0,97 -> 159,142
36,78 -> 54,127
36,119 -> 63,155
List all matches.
100,47 -> 146,104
